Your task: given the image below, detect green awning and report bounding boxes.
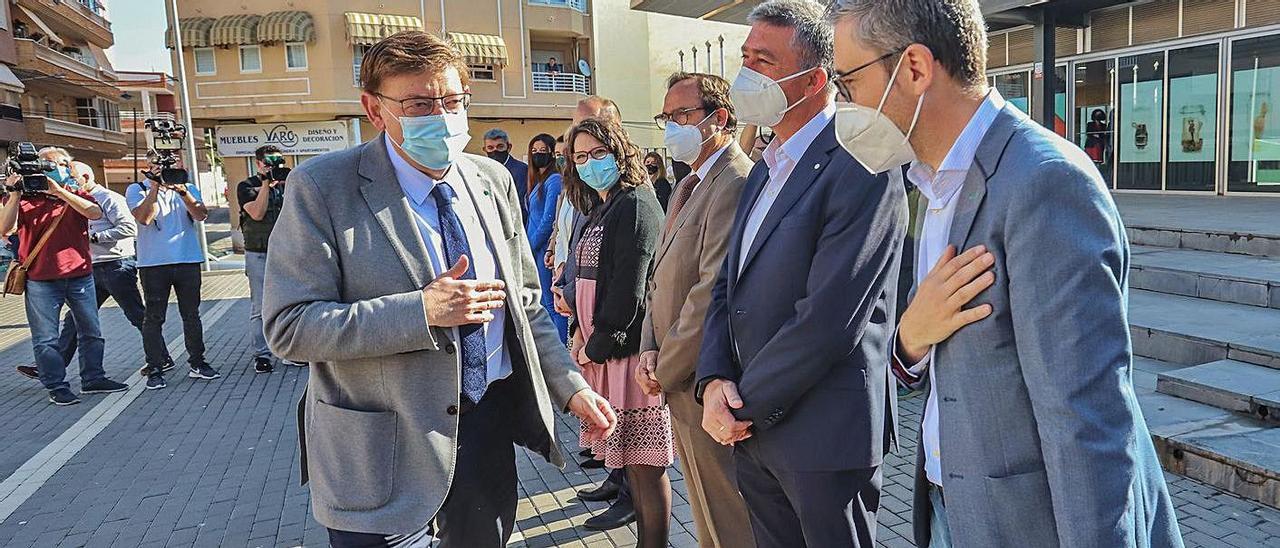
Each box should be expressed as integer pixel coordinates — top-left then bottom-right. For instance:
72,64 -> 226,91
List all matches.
258,11 -> 315,43
344,12 -> 423,45
165,17 -> 216,49
209,14 -> 262,47
447,32 -> 509,67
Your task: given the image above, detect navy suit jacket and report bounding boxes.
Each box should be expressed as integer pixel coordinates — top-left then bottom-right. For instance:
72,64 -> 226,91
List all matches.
504,157 -> 529,220
695,118 -> 907,471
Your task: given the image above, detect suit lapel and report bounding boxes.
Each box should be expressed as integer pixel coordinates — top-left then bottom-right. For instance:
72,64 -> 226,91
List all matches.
946,105 -> 1023,251
728,161 -> 769,289
358,134 -> 437,288
654,144 -> 744,266
739,121 -> 837,275
450,157 -> 516,284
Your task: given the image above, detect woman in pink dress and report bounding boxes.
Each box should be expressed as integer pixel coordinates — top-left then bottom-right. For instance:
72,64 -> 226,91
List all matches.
563,118 -> 673,548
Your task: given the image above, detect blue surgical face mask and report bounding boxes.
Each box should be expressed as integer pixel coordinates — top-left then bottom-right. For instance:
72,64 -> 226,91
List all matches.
381,99 -> 471,171
45,166 -> 76,189
576,155 -> 622,191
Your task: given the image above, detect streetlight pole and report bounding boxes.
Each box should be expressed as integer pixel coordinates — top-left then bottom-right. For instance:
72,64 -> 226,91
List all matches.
167,0 -> 211,271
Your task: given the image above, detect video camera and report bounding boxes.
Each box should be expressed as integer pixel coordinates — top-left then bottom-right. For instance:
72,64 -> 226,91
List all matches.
143,118 -> 189,186
5,142 -> 57,194
263,153 -> 290,182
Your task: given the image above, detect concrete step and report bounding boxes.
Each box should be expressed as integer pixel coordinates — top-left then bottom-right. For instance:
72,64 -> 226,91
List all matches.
1131,246 -> 1280,309
1129,289 -> 1280,369
1156,360 -> 1280,423
1139,389 -> 1280,510
1127,225 -> 1280,259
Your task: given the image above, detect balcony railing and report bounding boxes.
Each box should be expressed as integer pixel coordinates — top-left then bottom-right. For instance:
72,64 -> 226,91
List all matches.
0,105 -> 22,122
532,72 -> 589,94
529,0 -> 587,13
18,38 -> 116,82
29,115 -> 127,146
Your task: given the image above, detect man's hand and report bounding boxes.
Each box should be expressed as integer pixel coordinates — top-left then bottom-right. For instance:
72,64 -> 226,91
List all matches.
568,389 -> 617,443
701,379 -> 752,445
636,351 -> 661,396
544,249 -> 555,270
422,255 -> 507,327
898,245 -> 996,363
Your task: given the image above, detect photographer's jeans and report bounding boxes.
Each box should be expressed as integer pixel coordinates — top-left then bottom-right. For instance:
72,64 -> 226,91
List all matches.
140,263 -> 205,369
25,275 -> 106,391
244,251 -> 272,359
57,258 -> 155,366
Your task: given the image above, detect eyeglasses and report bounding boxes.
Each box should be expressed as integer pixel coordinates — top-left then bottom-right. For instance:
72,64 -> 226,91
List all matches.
572,146 -> 613,165
834,49 -> 901,103
653,105 -> 707,130
376,92 -> 472,117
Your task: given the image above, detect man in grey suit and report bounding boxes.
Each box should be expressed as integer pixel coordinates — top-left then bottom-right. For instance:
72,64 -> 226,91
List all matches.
696,2 -> 907,546
262,31 -> 616,547
827,1 -> 1183,547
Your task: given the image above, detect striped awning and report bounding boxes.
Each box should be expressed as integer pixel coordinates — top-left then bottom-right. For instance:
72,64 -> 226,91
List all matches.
165,17 -> 216,49
447,32 -> 509,67
344,12 -> 423,45
258,11 -> 315,43
209,14 -> 262,47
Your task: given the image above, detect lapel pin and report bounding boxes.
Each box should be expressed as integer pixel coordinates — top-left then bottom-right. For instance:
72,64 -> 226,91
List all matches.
814,163 -> 821,170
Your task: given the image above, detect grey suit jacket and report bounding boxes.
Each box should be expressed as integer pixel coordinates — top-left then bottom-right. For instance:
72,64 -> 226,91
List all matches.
262,135 -> 589,535
904,105 -> 1183,547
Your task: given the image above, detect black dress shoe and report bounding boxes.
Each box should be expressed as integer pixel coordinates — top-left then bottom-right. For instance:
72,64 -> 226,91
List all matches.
577,480 -> 620,502
580,457 -> 605,469
579,448 -> 593,458
583,498 -> 635,531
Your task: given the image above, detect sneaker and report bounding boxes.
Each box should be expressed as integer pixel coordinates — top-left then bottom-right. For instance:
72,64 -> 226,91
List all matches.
188,363 -> 221,380
282,359 -> 308,367
254,357 -> 273,374
48,388 -> 81,406
81,378 -> 129,394
16,365 -> 38,380
145,374 -> 167,390
138,358 -> 176,377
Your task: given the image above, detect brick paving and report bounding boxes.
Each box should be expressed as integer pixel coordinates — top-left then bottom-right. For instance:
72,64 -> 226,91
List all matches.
0,272 -> 1276,547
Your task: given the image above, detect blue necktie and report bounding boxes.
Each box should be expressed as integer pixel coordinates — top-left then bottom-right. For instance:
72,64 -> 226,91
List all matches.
431,182 -> 488,404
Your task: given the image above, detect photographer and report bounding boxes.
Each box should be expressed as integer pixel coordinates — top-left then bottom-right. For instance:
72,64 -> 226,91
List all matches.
1,159 -> 128,406
127,152 -> 218,390
237,145 -> 298,373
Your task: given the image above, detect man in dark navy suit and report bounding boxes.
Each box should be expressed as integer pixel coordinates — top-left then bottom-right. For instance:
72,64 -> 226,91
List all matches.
695,1 -> 907,547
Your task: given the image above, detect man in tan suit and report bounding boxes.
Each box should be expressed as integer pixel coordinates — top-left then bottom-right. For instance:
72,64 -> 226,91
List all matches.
637,72 -> 755,548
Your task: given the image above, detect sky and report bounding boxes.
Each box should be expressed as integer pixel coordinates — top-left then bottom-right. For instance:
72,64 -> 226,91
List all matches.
104,0 -> 173,73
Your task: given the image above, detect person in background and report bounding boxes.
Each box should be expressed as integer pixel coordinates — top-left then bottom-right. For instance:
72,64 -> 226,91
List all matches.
524,133 -> 567,342
484,128 -> 529,220
564,118 -> 671,548
643,152 -> 672,211
128,153 -> 217,390
638,71 -> 756,548
238,144 -> 303,374
1,163 -> 125,406
547,56 -> 564,75
827,1 -> 1183,546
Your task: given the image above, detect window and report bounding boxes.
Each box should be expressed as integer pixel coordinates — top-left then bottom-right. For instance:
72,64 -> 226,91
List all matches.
76,98 -> 99,127
1075,59 -> 1116,186
469,64 -> 496,81
353,44 -> 371,87
1165,44 -> 1218,192
286,42 -> 308,70
1116,52 -> 1165,191
1228,34 -> 1280,194
239,45 -> 262,73
194,48 -> 216,75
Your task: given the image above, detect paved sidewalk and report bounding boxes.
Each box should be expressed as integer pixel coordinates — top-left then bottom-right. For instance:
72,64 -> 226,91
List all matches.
0,273 -> 1277,547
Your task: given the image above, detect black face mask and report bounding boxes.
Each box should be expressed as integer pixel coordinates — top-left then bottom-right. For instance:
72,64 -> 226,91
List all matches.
487,150 -> 510,163
645,164 -> 659,175
531,152 -> 553,169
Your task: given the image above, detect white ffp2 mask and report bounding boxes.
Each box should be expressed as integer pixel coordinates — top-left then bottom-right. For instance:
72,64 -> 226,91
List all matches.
730,66 -> 815,127
834,54 -> 924,174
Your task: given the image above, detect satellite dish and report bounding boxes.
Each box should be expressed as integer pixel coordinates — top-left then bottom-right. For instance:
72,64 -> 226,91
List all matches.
578,59 -> 592,77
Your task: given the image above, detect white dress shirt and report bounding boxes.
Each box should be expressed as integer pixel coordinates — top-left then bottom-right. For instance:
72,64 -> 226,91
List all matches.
385,134 -> 513,386
691,143 -> 731,194
738,104 -> 836,271
902,90 -> 1005,486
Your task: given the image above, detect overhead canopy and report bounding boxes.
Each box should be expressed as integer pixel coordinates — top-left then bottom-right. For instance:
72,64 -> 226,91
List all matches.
209,14 -> 262,47
344,12 -> 423,45
447,32 -> 509,67
0,64 -> 24,94
258,11 -> 315,43
16,4 -> 63,45
165,17 -> 216,49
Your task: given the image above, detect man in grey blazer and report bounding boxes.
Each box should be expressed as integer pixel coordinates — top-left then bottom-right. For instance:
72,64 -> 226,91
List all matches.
828,1 -> 1183,547
262,31 -> 615,547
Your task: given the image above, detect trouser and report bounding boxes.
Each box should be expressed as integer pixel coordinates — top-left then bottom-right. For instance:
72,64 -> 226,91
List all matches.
734,442 -> 882,548
244,251 -> 272,359
327,379 -> 519,548
670,398 -> 755,548
927,483 -> 952,548
56,258 -> 164,366
26,275 -> 105,391
139,263 -> 205,369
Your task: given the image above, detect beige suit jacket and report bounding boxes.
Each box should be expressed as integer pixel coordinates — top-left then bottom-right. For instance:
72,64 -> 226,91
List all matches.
640,142 -> 752,419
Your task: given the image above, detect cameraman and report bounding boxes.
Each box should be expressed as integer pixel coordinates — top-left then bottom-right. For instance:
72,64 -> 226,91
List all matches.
237,145 -> 297,373
1,162 -> 128,405
127,152 -> 218,390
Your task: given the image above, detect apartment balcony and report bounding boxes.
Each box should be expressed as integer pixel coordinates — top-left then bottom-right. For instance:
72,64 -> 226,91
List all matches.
16,0 -> 114,48
0,105 -> 27,143
526,0 -> 591,36
532,71 -> 590,94
25,115 -> 128,158
15,39 -> 119,95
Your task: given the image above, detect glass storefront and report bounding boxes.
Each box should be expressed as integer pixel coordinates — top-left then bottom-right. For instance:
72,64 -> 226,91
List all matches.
1117,52 -> 1165,190
1229,34 -> 1280,193
1076,59 -> 1115,185
1167,44 -> 1219,191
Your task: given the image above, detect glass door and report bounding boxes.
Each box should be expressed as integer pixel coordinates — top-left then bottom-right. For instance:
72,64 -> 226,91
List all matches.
1228,34 -> 1280,194
1166,44 -> 1219,192
1075,59 -> 1116,186
1117,52 -> 1165,190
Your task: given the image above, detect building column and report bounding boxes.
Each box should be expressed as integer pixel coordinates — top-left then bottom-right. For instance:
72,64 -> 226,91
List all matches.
1032,10 -> 1057,130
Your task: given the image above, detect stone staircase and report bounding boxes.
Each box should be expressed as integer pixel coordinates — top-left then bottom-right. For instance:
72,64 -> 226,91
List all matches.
1125,217 -> 1280,509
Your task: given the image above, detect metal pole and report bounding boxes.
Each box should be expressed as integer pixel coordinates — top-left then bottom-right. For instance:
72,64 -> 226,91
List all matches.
718,35 -> 725,78
1032,10 -> 1057,130
131,108 -> 138,185
168,0 -> 211,271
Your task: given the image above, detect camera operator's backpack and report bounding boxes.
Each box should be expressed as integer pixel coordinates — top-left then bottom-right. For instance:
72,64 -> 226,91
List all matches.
4,206 -> 69,296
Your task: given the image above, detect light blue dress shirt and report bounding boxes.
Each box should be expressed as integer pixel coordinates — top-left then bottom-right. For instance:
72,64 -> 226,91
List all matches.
125,181 -> 205,267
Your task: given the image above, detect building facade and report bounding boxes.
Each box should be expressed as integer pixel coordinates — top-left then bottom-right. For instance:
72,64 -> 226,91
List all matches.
7,0 -> 126,183
103,71 -> 217,200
